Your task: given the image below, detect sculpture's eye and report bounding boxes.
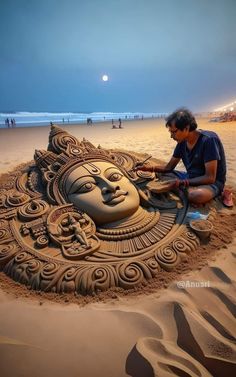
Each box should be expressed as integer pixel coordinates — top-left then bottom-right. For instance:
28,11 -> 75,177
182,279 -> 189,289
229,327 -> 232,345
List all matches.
109,172 -> 123,182
76,181 -> 96,193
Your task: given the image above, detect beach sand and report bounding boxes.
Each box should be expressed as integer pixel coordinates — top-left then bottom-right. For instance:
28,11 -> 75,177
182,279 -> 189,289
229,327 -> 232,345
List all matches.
0,118 -> 236,377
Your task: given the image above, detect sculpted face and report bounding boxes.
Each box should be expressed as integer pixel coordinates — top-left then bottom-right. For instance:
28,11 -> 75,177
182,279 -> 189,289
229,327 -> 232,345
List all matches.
64,161 -> 140,225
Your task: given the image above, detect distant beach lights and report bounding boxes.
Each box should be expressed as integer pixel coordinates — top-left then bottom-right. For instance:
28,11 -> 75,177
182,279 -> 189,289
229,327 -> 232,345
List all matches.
214,100 -> 236,112
102,74 -> 109,82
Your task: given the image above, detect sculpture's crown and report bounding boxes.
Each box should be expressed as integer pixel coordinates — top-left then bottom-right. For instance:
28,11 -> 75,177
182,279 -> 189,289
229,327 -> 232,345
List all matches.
34,125 -> 118,204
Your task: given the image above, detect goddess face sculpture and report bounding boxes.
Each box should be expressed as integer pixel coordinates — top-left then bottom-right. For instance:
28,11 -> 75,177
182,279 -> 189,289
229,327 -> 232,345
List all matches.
64,160 -> 140,225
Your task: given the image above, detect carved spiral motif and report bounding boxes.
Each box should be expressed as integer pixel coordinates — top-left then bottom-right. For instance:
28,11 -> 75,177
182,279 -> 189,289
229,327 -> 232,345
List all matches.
117,261 -> 151,289
15,252 -> 30,264
58,267 -> 78,292
0,227 -> 10,241
155,246 -> 179,271
6,191 -> 30,207
44,170 -> 56,182
69,146 -> 85,156
63,267 -> 77,280
172,238 -> 189,253
40,262 -> 60,280
90,266 -> 118,291
36,235 -> 49,248
18,199 -> 49,221
136,171 -> 155,179
145,258 -> 160,276
0,244 -> 17,261
52,135 -> 79,153
26,259 -> 42,274
186,231 -> 200,242
111,152 -> 137,171
0,220 -> 7,228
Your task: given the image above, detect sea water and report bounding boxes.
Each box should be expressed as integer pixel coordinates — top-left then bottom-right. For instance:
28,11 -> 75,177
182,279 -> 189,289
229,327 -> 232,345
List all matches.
0,111 -> 167,128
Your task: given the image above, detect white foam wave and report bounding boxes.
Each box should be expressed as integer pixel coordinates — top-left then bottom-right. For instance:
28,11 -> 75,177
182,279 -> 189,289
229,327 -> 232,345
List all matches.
0,111 -> 167,127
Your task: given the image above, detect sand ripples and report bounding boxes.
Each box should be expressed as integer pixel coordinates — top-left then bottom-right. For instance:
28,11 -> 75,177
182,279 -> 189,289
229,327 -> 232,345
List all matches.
131,260 -> 236,377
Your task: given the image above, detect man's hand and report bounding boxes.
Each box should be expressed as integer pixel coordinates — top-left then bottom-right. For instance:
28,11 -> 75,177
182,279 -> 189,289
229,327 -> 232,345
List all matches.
134,162 -> 155,172
147,179 -> 189,193
135,162 -> 166,173
166,179 -> 190,189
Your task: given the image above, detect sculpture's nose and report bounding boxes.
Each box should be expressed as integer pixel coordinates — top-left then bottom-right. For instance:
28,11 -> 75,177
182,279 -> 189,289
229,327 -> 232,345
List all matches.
101,180 -> 120,195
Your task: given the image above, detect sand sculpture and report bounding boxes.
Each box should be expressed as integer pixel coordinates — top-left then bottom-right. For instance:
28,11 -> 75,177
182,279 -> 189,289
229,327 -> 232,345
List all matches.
0,125 -> 201,294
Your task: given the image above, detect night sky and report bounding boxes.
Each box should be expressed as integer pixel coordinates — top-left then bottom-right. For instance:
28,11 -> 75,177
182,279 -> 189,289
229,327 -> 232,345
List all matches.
0,0 -> 236,113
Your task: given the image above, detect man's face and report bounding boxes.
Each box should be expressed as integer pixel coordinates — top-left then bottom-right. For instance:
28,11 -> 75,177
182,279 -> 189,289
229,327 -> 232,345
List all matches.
167,121 -> 190,143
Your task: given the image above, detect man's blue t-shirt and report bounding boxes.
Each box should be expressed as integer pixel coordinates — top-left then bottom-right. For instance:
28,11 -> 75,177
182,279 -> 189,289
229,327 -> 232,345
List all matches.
173,130 -> 226,191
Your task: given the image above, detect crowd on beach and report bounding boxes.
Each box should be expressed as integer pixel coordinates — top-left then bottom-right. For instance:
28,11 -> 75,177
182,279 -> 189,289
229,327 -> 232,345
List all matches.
112,118 -> 123,129
4,118 -> 16,127
210,111 -> 236,122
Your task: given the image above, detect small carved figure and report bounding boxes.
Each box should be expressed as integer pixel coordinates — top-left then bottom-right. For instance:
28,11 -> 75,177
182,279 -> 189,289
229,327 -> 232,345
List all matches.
67,214 -> 90,248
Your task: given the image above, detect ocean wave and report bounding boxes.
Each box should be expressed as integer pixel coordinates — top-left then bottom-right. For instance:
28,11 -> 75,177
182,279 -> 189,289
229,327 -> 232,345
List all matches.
0,111 -> 167,127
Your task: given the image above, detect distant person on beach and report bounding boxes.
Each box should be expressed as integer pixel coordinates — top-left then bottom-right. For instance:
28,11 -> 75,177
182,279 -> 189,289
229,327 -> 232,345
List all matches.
5,118 -> 10,128
118,118 -> 122,128
136,108 -> 228,205
111,119 -> 117,129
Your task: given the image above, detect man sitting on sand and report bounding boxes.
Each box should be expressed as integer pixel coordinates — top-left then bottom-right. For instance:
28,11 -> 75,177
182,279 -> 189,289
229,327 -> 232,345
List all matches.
137,108 -> 230,206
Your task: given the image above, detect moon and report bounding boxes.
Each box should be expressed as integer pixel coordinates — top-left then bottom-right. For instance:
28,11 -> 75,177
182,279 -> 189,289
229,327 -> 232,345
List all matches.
102,74 -> 109,82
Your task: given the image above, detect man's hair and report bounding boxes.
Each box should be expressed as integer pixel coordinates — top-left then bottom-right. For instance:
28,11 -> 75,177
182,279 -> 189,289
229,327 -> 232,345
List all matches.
165,108 -> 197,131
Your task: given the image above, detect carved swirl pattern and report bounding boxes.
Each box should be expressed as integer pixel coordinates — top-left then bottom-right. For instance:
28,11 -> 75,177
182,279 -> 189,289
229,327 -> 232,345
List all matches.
185,230 -> 200,243
36,235 -> 49,248
1,225 -> 200,294
0,226 -> 12,243
0,220 -> 7,228
145,258 -> 161,277
111,151 -> 137,171
27,259 -> 42,275
83,265 -> 118,293
6,190 -> 30,207
116,261 -> 152,289
39,262 -> 62,291
0,243 -> 18,265
136,170 -> 155,180
15,251 -> 30,264
44,170 -> 56,183
155,246 -> 179,271
50,132 -> 80,154
18,199 -> 50,221
172,238 -> 190,253
58,267 -> 78,293
69,145 -> 85,157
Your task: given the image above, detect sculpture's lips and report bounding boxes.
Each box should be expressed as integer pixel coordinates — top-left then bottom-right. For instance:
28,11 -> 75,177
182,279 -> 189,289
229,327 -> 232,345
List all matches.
103,192 -> 128,205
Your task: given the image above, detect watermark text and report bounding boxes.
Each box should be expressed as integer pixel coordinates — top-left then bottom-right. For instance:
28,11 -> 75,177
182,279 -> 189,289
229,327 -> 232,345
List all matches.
177,280 -> 210,289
